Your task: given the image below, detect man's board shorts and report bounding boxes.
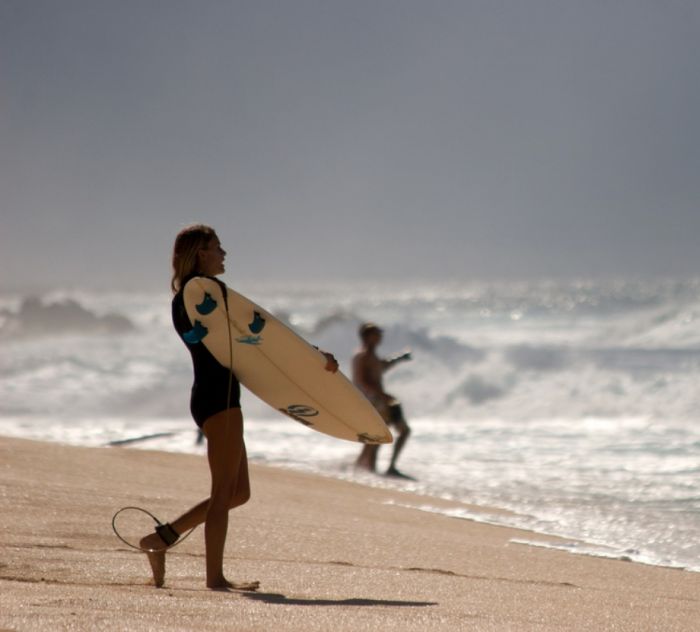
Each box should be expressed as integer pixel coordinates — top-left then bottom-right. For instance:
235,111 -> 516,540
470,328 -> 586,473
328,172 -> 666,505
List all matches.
368,395 -> 406,428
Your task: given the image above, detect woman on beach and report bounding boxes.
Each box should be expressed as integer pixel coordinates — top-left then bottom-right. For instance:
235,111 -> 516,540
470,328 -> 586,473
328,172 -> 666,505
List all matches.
139,224 -> 338,589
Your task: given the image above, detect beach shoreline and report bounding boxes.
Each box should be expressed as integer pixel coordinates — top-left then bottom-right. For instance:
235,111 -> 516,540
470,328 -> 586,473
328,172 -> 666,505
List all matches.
1,435 -> 698,631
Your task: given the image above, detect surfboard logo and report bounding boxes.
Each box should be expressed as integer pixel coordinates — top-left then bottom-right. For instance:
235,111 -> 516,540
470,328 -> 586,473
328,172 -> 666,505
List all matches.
236,334 -> 262,345
287,404 -> 319,417
248,311 -> 266,334
195,292 -> 217,315
182,320 -> 208,344
281,404 -> 319,426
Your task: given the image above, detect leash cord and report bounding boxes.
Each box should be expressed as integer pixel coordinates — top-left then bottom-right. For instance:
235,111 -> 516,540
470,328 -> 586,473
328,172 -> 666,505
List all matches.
111,506 -> 196,553
223,284 -> 235,420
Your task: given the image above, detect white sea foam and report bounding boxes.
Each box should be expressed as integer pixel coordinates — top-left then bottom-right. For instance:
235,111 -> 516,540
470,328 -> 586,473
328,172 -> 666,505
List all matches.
1,278 -> 700,572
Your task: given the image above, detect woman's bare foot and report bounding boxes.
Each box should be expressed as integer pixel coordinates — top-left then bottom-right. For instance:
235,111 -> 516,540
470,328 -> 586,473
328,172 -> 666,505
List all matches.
139,533 -> 166,588
207,577 -> 260,591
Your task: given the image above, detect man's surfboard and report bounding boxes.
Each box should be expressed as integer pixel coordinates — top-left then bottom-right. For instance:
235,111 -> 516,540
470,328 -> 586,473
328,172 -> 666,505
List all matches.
182,276 -> 392,444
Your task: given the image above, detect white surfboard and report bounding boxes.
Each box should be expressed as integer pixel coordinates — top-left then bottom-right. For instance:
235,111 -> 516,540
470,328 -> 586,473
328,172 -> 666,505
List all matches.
182,277 -> 392,444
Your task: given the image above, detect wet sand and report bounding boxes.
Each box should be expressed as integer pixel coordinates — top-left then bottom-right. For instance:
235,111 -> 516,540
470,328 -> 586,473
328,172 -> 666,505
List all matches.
0,435 -> 698,631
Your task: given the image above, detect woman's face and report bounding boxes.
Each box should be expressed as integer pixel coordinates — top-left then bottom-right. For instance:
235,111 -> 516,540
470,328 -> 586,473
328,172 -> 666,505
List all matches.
197,236 -> 227,276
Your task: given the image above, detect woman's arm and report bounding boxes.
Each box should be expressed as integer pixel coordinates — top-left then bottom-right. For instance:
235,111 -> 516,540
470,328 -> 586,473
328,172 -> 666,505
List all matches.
321,351 -> 339,373
313,346 -> 339,373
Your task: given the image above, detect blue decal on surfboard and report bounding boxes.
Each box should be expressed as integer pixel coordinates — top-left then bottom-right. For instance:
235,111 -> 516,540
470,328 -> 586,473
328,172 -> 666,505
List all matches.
196,292 -> 217,315
236,334 -> 262,346
248,311 -> 266,334
182,320 -> 208,344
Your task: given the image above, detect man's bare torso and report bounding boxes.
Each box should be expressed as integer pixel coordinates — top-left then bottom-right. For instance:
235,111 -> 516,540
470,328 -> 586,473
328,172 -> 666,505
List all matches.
352,349 -> 385,399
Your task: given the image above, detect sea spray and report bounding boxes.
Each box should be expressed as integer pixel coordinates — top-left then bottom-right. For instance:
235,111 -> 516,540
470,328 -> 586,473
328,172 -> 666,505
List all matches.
2,278 -> 700,571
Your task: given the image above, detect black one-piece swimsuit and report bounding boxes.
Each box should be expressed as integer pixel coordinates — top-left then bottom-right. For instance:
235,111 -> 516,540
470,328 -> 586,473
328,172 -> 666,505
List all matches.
172,276 -> 241,427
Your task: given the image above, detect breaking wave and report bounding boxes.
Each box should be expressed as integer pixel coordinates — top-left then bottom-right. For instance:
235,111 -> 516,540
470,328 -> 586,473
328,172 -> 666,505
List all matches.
2,278 -> 700,572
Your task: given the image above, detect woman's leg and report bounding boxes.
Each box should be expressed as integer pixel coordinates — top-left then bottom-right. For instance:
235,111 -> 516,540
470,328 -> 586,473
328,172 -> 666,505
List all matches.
228,442 -> 251,509
164,441 -> 250,537
199,408 -> 244,588
140,408 -> 253,588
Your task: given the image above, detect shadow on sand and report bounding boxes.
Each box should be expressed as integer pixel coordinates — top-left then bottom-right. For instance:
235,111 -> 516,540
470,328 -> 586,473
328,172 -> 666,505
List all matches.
242,591 -> 437,608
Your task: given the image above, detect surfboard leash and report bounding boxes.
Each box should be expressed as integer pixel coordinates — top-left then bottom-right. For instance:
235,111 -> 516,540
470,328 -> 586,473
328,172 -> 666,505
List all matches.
111,506 -> 197,553
223,285 -> 236,417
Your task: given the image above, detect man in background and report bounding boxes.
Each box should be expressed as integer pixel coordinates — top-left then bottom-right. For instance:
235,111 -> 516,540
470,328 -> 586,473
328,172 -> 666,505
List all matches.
353,323 -> 412,478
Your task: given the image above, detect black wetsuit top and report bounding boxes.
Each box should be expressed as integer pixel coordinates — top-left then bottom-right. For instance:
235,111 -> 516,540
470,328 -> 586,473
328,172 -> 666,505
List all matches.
172,275 -> 241,427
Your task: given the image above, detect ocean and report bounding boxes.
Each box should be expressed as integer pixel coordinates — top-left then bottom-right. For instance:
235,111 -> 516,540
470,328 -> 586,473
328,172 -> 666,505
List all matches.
1,278 -> 699,572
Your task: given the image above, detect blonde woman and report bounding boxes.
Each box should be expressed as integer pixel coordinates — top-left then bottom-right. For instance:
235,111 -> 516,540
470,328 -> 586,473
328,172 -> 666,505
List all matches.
139,224 -> 338,590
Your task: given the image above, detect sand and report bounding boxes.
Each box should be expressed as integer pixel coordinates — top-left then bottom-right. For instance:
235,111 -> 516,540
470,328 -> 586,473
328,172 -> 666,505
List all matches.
0,435 -> 698,631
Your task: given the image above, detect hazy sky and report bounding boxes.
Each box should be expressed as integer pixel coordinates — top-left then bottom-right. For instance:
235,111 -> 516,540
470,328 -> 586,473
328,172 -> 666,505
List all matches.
2,1 -> 699,290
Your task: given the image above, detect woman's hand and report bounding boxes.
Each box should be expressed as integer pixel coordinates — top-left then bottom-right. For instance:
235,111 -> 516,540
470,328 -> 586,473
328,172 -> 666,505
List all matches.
322,351 -> 339,373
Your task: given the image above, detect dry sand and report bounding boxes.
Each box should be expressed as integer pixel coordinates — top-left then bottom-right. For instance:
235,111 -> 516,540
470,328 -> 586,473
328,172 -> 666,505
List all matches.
0,435 -> 698,631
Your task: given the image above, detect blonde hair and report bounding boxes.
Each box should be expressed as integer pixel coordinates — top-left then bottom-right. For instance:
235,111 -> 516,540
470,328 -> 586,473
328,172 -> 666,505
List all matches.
171,224 -> 218,293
